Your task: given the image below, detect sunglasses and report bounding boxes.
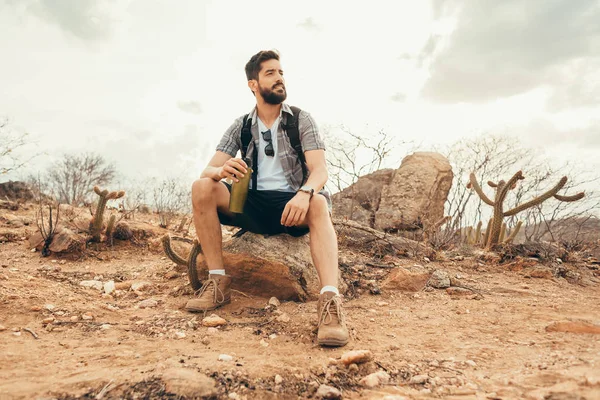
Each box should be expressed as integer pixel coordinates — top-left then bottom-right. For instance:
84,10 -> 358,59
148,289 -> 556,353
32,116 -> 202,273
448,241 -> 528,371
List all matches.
261,129 -> 274,157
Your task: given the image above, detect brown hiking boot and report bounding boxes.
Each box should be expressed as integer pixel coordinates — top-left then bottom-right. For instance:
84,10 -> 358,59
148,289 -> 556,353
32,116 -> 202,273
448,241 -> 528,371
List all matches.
317,291 -> 349,347
185,274 -> 231,312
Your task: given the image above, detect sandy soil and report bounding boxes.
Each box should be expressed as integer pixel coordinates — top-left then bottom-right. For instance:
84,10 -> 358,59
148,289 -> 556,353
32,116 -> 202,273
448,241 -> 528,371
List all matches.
1,207 -> 599,400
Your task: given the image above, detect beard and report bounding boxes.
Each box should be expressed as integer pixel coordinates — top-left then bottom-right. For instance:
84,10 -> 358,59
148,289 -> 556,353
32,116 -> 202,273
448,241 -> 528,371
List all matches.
258,83 -> 287,105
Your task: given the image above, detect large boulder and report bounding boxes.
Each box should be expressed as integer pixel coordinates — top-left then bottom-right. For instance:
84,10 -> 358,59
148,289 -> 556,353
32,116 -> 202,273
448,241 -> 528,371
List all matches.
375,152 -> 453,232
167,232 -> 347,301
0,181 -> 34,201
332,169 -> 394,225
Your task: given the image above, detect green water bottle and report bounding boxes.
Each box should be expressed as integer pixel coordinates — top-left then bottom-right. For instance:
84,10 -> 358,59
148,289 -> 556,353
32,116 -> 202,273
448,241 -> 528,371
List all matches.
229,158 -> 253,214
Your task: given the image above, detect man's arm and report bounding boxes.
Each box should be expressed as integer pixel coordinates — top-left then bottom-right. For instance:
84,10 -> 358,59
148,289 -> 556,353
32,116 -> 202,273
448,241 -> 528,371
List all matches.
280,149 -> 328,226
201,151 -> 248,183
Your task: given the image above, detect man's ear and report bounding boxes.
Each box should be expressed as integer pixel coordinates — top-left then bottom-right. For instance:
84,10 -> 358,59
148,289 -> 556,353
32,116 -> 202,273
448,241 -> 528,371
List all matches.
248,79 -> 257,94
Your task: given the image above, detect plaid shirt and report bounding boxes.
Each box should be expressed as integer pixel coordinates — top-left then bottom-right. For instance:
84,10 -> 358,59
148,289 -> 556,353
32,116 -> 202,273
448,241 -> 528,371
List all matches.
216,103 -> 326,192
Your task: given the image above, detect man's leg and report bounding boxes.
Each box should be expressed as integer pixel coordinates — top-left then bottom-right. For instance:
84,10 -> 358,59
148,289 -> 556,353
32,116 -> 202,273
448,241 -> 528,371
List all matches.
304,195 -> 348,347
186,178 -> 234,312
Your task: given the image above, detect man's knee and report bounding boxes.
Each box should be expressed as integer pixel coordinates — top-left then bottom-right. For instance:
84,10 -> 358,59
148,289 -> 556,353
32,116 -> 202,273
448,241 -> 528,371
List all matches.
192,178 -> 220,207
307,194 -> 330,225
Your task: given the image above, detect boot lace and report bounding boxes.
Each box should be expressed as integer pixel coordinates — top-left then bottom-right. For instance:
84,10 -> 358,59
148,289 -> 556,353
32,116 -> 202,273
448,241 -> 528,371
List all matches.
319,295 -> 345,327
194,278 -> 225,304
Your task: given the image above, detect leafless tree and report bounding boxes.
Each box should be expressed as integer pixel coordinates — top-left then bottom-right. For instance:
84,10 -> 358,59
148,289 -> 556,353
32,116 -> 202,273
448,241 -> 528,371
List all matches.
0,117 -> 40,176
47,153 -> 116,206
152,177 -> 190,228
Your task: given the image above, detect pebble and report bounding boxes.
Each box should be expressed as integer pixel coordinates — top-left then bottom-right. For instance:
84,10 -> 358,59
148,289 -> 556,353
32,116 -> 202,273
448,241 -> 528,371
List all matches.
228,393 -> 240,400
348,363 -> 359,373
360,371 -> 390,388
341,350 -> 373,366
30,306 -> 42,311
327,358 -> 338,366
70,316 -> 79,322
138,299 -> 159,309
174,330 -> 186,339
274,374 -> 283,384
465,360 -> 477,367
260,339 -> 269,347
202,314 -> 227,327
428,270 -> 451,289
206,327 -> 219,334
115,281 -> 132,290
276,313 -> 291,323
269,334 -> 278,340
131,281 -> 152,291
316,384 -> 342,399
218,354 -> 233,362
268,297 -> 281,307
42,317 -> 55,324
0,324 -> 6,331
376,301 -> 389,306
410,374 -> 429,385
80,280 -> 103,290
164,271 -> 179,280
13,331 -> 21,337
82,313 -> 94,321
44,304 -> 56,311
103,280 -> 115,295
100,324 -> 111,330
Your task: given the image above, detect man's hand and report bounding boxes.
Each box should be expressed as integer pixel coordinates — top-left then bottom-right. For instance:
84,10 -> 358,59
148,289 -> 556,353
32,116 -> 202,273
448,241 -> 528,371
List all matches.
281,192 -> 311,226
218,158 -> 248,182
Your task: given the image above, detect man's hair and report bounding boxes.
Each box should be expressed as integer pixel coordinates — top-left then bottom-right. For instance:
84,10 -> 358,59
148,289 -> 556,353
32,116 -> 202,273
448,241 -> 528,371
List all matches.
245,50 -> 280,81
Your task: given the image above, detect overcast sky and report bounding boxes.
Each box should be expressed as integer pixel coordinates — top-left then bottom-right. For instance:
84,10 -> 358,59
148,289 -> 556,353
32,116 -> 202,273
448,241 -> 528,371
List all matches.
1,0 -> 599,187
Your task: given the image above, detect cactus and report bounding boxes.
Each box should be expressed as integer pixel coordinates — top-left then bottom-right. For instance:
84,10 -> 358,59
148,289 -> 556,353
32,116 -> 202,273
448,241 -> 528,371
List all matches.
504,221 -> 523,244
162,234 -> 203,290
499,222 -> 507,243
90,186 -> 125,242
105,214 -> 116,245
469,171 -> 585,249
177,216 -> 188,233
474,221 -> 483,245
483,218 -> 492,246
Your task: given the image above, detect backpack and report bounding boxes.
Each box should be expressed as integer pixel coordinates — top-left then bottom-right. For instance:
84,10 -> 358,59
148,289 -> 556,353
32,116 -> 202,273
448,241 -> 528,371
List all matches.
240,105 -> 308,190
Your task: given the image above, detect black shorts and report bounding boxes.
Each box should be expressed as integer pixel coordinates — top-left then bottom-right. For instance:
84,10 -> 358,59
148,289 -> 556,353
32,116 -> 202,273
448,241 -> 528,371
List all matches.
218,182 -> 310,237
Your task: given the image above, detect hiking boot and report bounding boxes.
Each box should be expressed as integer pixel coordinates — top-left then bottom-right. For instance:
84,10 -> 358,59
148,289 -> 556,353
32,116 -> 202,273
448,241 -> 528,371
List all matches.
185,274 -> 231,312
317,291 -> 349,347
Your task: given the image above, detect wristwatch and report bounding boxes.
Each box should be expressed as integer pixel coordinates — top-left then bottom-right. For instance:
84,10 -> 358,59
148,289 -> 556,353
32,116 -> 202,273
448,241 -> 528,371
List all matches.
298,185 -> 314,199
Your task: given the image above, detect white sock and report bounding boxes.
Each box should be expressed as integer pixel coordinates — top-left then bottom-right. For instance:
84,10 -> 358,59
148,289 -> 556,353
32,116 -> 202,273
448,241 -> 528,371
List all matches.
320,285 -> 339,296
209,269 -> 226,276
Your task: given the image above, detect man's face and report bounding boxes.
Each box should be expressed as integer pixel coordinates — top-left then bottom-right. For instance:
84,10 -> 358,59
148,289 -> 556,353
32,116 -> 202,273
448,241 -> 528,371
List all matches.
255,59 -> 286,105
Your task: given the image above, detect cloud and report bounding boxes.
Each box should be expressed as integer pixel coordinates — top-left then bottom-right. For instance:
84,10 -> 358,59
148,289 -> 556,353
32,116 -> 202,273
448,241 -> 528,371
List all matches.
177,101 -> 203,115
421,0 -> 600,103
11,0 -> 125,41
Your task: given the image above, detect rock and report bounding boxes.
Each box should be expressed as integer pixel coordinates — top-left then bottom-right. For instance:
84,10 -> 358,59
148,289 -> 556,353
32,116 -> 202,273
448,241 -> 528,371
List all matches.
100,324 -> 111,330
80,280 -> 103,290
465,360 -> 477,367
545,321 -> 600,334
202,314 -> 227,327
218,354 -> 233,362
428,270 -> 451,288
206,327 -> 219,335
131,281 -> 152,291
360,371 -> 390,388
103,280 -> 115,295
174,330 -> 186,339
260,339 -> 269,347
82,313 -> 94,321
162,368 -> 217,398
138,299 -> 159,309
43,228 -> 86,254
274,374 -> 283,384
332,169 -> 395,226
316,384 -> 342,399
113,222 -> 134,240
114,281 -> 132,290
0,181 -> 35,201
276,313 -> 291,323
382,268 -> 431,292
165,271 -> 179,280
446,287 -> 474,296
528,267 -> 553,279
410,374 -> 429,384
268,297 -> 281,307
0,324 -> 6,331
375,152 -> 453,232
341,350 -> 373,366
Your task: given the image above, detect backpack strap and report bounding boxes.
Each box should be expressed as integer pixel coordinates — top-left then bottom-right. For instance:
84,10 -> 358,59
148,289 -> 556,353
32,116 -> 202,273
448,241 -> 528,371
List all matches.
240,114 -> 258,190
285,106 -> 308,185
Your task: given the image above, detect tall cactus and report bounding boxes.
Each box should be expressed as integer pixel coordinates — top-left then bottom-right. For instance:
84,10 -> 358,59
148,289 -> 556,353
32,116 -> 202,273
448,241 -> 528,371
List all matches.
468,171 -> 584,249
90,186 -> 125,242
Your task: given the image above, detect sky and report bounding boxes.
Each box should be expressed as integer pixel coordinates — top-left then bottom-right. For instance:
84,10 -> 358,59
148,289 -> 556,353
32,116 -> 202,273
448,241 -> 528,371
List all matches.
1,0 -> 599,189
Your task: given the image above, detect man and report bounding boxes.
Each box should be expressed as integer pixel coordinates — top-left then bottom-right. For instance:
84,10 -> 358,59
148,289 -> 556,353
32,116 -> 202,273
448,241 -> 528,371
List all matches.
187,50 -> 348,347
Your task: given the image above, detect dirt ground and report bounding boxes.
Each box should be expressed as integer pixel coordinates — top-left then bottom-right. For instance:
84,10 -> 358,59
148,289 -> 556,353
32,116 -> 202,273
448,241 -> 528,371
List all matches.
1,207 -> 600,400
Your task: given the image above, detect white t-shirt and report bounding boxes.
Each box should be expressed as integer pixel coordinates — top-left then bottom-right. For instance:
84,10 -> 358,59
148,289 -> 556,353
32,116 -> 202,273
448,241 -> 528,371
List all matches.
255,117 -> 294,192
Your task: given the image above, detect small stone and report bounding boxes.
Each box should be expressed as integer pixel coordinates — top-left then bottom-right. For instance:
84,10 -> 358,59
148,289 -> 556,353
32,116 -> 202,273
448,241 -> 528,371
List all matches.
410,374 -> 429,384
465,360 -> 477,367
341,350 -> 373,366
13,331 -> 22,337
44,304 -> 55,311
70,316 -> 79,322
376,301 -> 389,306
100,324 -> 111,330
0,324 -> 6,331
131,281 -> 152,291
202,314 -> 227,327
42,317 -> 55,324
446,287 -> 473,296
360,371 -> 390,388
82,313 -> 94,321
138,299 -> 159,309
348,363 -> 359,373
228,393 -> 240,400
428,270 -> 451,289
327,358 -> 338,366
201,337 -> 210,345
274,374 -> 283,384
174,330 -> 186,339
114,281 -> 132,290
260,339 -> 269,347
103,280 -> 115,295
276,313 -> 291,323
269,334 -> 277,340
30,306 -> 42,311
316,384 -> 342,399
165,270 -> 179,280
218,354 -> 233,362
268,297 -> 281,307
80,280 -> 103,290
206,327 -> 219,334
585,375 -> 600,386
